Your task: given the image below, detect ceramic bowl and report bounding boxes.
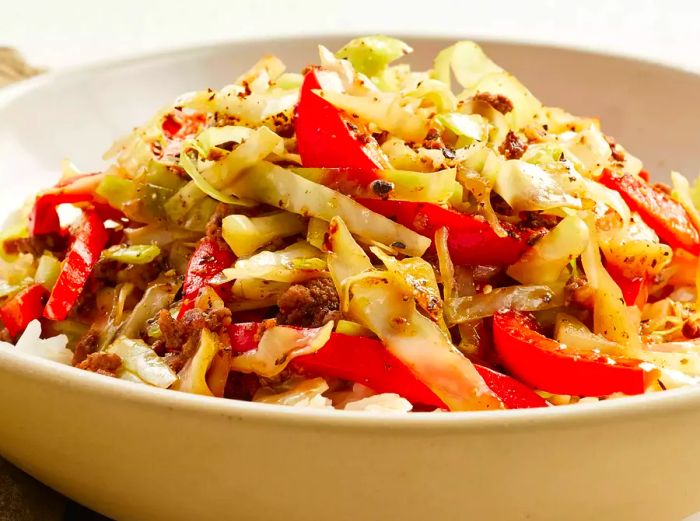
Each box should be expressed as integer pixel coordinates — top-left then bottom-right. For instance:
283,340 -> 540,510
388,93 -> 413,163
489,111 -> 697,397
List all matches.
1,36 -> 699,521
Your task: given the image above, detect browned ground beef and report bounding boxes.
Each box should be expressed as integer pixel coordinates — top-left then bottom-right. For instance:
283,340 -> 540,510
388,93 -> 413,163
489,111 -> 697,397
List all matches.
276,278 -> 341,328
155,307 -> 232,372
473,92 -> 514,114
72,330 -> 100,366
77,352 -> 122,377
499,131 -> 528,160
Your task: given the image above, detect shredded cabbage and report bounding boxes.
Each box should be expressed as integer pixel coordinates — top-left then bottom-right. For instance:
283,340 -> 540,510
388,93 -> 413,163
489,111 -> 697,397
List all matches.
325,217 -> 373,299
230,322 -> 334,377
335,35 -> 412,78
215,241 -> 326,284
108,337 -> 176,388
171,328 -> 220,395
222,212 -> 306,258
507,215 -> 589,285
432,41 -> 503,90
446,285 -> 561,325
102,244 -> 161,265
34,254 -> 62,290
254,377 -> 332,408
345,271 -> 502,411
554,313 -> 621,355
228,161 -> 431,256
580,215 -> 643,349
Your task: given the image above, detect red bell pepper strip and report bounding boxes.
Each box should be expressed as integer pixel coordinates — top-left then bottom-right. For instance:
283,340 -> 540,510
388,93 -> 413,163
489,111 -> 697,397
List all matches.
294,68 -> 390,185
358,199 -> 543,265
599,169 -> 700,255
29,172 -> 108,236
229,323 -> 546,409
605,262 -> 648,309
43,210 -> 108,321
492,311 -> 658,397
291,333 -> 446,408
473,364 -> 548,409
0,284 -> 49,338
178,237 -> 236,319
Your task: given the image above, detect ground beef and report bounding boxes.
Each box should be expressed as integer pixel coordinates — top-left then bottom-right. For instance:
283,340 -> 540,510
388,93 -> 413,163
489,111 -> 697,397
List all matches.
0,327 -> 11,343
422,128 -> 445,150
156,307 -> 232,372
72,330 -> 100,366
473,92 -> 513,114
77,352 -> 122,377
276,278 -> 341,328
499,131 -> 528,160
2,232 -> 68,259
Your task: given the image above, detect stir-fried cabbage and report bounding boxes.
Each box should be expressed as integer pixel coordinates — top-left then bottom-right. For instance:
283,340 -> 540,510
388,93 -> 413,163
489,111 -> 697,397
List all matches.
230,322 -> 334,377
335,35 -> 412,78
446,284 -> 561,325
171,328 -> 220,395
581,215 -> 643,349
371,247 -> 444,323
229,161 -> 431,256
507,215 -> 589,284
222,212 -> 306,258
215,241 -> 326,284
9,34 -> 700,411
254,377 -> 332,408
325,217 -> 373,297
345,271 -> 502,411
102,244 -> 161,265
554,313 -> 621,355
108,337 -> 176,388
166,126 -> 281,220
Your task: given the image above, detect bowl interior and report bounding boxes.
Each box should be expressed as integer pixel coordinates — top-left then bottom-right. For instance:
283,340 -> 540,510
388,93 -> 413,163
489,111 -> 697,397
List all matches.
1,35 -> 699,221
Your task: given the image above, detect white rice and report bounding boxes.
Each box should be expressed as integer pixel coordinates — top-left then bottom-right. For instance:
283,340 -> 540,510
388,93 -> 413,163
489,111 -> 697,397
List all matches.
0,320 -> 72,364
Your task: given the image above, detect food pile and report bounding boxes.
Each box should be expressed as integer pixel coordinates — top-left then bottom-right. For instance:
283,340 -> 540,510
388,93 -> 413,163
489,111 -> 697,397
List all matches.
2,36 -> 700,412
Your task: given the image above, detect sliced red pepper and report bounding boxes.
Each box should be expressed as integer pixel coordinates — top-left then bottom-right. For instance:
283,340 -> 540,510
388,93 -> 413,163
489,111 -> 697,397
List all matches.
43,211 -> 108,321
473,364 -> 548,409
291,333 -> 446,408
229,323 -> 546,409
0,284 -> 49,338
29,173 -> 108,236
599,169 -> 700,255
358,199 -> 543,265
605,262 -> 648,309
178,236 -> 236,319
492,311 -> 657,397
294,68 -> 390,185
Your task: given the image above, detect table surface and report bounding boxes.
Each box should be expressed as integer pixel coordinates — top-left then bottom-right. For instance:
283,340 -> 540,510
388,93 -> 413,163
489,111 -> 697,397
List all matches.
1,1 -> 698,519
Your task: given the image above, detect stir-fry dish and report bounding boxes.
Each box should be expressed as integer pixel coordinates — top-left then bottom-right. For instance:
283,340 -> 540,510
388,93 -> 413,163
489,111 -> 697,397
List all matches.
2,37 -> 700,413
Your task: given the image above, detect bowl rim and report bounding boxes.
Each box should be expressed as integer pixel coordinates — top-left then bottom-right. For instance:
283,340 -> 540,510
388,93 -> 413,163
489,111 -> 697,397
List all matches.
2,33 -> 700,430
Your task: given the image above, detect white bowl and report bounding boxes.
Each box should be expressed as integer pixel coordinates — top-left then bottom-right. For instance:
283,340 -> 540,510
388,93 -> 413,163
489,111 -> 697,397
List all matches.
1,36 -> 700,521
